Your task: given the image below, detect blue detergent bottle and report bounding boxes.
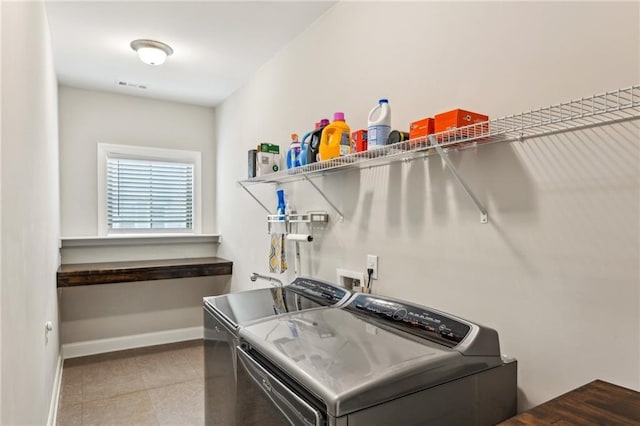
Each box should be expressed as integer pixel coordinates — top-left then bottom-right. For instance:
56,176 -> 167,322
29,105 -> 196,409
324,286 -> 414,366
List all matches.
285,133 -> 301,169
299,131 -> 312,166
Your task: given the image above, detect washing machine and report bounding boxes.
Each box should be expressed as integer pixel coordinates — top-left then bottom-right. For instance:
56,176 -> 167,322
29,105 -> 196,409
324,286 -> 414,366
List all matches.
236,292 -> 517,425
203,276 -> 352,425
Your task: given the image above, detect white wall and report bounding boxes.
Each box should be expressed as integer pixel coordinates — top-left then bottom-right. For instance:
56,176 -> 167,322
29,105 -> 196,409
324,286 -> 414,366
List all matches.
59,86 -> 217,237
60,276 -> 229,344
1,1 -> 61,424
58,87 -> 228,346
0,1 -> 3,421
216,1 -> 639,411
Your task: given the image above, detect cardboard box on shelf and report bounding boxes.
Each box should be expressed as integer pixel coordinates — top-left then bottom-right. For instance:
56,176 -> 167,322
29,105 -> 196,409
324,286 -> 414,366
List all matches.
256,143 -> 281,176
351,129 -> 367,152
409,117 -> 434,146
259,143 -> 280,154
434,109 -> 489,146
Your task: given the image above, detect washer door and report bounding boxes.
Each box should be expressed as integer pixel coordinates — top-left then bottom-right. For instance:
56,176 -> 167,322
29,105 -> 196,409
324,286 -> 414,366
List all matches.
237,346 -> 324,426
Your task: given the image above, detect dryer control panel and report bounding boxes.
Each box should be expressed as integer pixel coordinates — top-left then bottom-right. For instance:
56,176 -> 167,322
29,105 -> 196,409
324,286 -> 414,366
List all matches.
343,294 -> 472,347
287,277 -> 351,307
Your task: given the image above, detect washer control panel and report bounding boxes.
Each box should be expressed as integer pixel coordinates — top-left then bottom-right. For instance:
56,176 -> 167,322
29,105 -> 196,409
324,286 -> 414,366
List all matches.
287,277 -> 350,306
343,294 -> 471,347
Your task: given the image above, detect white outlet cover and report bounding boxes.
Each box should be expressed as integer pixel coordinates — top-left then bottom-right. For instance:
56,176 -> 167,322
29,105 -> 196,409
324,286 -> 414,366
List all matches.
366,254 -> 378,279
336,268 -> 365,290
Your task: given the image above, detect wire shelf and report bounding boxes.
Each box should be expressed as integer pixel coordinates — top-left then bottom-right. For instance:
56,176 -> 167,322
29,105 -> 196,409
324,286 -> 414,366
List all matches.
240,85 -> 640,186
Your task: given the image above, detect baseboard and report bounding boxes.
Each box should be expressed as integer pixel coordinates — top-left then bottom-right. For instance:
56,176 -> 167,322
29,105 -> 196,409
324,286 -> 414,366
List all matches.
61,326 -> 203,359
47,353 -> 63,426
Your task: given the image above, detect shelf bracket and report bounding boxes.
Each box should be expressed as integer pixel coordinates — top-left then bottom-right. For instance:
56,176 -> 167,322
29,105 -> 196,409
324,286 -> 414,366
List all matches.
431,137 -> 489,224
302,175 -> 344,222
238,182 -> 271,214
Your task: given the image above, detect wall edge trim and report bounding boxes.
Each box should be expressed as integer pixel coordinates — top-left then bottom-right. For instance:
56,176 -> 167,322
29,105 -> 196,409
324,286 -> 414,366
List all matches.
46,353 -> 64,426
61,326 -> 203,359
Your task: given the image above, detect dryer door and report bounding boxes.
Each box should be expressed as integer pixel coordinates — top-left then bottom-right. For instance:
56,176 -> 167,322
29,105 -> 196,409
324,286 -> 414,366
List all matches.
237,346 -> 324,426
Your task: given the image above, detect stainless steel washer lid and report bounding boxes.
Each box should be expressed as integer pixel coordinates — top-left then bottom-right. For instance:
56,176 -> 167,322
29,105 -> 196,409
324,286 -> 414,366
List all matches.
239,308 -> 500,417
204,287 -> 290,329
204,276 -> 352,329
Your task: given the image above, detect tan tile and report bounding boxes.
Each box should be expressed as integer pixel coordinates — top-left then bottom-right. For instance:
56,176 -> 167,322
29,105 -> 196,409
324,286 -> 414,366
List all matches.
179,339 -> 205,350
181,342 -> 204,376
65,348 -> 138,367
133,340 -> 202,357
59,364 -> 84,406
177,339 -> 202,348
56,402 -> 81,426
82,390 -> 158,426
136,348 -> 199,389
82,356 -> 146,402
147,378 -> 204,426
63,356 -> 89,368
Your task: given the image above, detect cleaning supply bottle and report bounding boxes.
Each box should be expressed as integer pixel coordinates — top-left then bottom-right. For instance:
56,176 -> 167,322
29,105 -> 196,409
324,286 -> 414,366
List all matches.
276,189 -> 286,220
319,112 -> 351,161
367,99 -> 391,149
286,133 -> 301,169
307,119 -> 330,164
299,131 -> 312,166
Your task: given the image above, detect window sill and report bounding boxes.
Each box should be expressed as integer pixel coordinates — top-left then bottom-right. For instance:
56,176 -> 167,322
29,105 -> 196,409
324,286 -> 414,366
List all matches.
60,234 -> 221,248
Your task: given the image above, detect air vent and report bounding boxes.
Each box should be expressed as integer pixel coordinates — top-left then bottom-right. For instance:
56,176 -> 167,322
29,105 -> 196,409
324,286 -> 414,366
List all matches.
116,80 -> 148,90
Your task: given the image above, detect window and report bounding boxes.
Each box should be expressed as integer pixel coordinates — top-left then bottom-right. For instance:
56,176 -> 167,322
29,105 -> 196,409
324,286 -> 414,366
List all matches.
98,144 -> 201,235
107,158 -> 193,231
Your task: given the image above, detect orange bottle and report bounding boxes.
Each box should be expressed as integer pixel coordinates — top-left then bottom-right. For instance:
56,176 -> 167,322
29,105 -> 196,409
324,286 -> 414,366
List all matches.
319,112 -> 351,161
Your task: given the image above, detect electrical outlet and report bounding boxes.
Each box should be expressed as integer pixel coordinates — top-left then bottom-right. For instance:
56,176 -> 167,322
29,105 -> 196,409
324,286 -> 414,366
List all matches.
366,254 -> 378,280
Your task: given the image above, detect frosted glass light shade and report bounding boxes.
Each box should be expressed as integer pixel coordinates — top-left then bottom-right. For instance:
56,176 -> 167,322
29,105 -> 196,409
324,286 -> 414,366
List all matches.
137,47 -> 167,66
130,39 -> 173,66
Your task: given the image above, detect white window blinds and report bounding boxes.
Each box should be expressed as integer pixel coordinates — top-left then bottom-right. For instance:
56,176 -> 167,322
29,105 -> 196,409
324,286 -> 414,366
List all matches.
107,158 -> 194,231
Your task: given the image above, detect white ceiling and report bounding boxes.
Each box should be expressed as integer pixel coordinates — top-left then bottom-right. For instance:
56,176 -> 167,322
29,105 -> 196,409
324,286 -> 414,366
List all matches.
45,1 -> 335,107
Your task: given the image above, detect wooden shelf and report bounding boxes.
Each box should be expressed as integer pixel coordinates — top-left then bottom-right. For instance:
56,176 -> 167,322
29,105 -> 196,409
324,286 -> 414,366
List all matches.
499,380 -> 640,425
57,256 -> 233,287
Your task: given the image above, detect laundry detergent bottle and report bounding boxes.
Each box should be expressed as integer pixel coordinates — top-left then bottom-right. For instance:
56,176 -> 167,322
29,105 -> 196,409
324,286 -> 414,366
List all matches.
319,112 -> 351,161
299,131 -> 312,166
367,98 -> 391,149
306,119 -> 330,164
286,133 -> 301,169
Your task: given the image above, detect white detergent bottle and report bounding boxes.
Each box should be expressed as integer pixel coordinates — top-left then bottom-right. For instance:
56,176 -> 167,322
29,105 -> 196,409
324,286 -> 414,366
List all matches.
367,99 -> 391,150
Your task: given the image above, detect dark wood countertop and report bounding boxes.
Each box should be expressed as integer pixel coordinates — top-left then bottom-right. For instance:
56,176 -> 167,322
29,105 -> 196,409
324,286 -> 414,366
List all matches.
500,380 -> 640,425
57,256 -> 233,287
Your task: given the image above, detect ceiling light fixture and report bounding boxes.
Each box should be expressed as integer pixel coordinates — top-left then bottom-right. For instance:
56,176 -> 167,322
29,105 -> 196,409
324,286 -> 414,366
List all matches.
130,39 -> 173,66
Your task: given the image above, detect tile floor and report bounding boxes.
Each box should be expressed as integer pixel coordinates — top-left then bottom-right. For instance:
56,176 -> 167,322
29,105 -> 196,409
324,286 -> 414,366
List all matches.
56,340 -> 204,426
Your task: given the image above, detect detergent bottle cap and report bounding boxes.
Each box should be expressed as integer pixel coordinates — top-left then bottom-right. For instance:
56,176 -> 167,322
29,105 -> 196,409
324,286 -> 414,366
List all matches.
333,112 -> 345,122
290,133 -> 298,141
314,122 -> 321,128
320,118 -> 330,127
379,99 -> 389,104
